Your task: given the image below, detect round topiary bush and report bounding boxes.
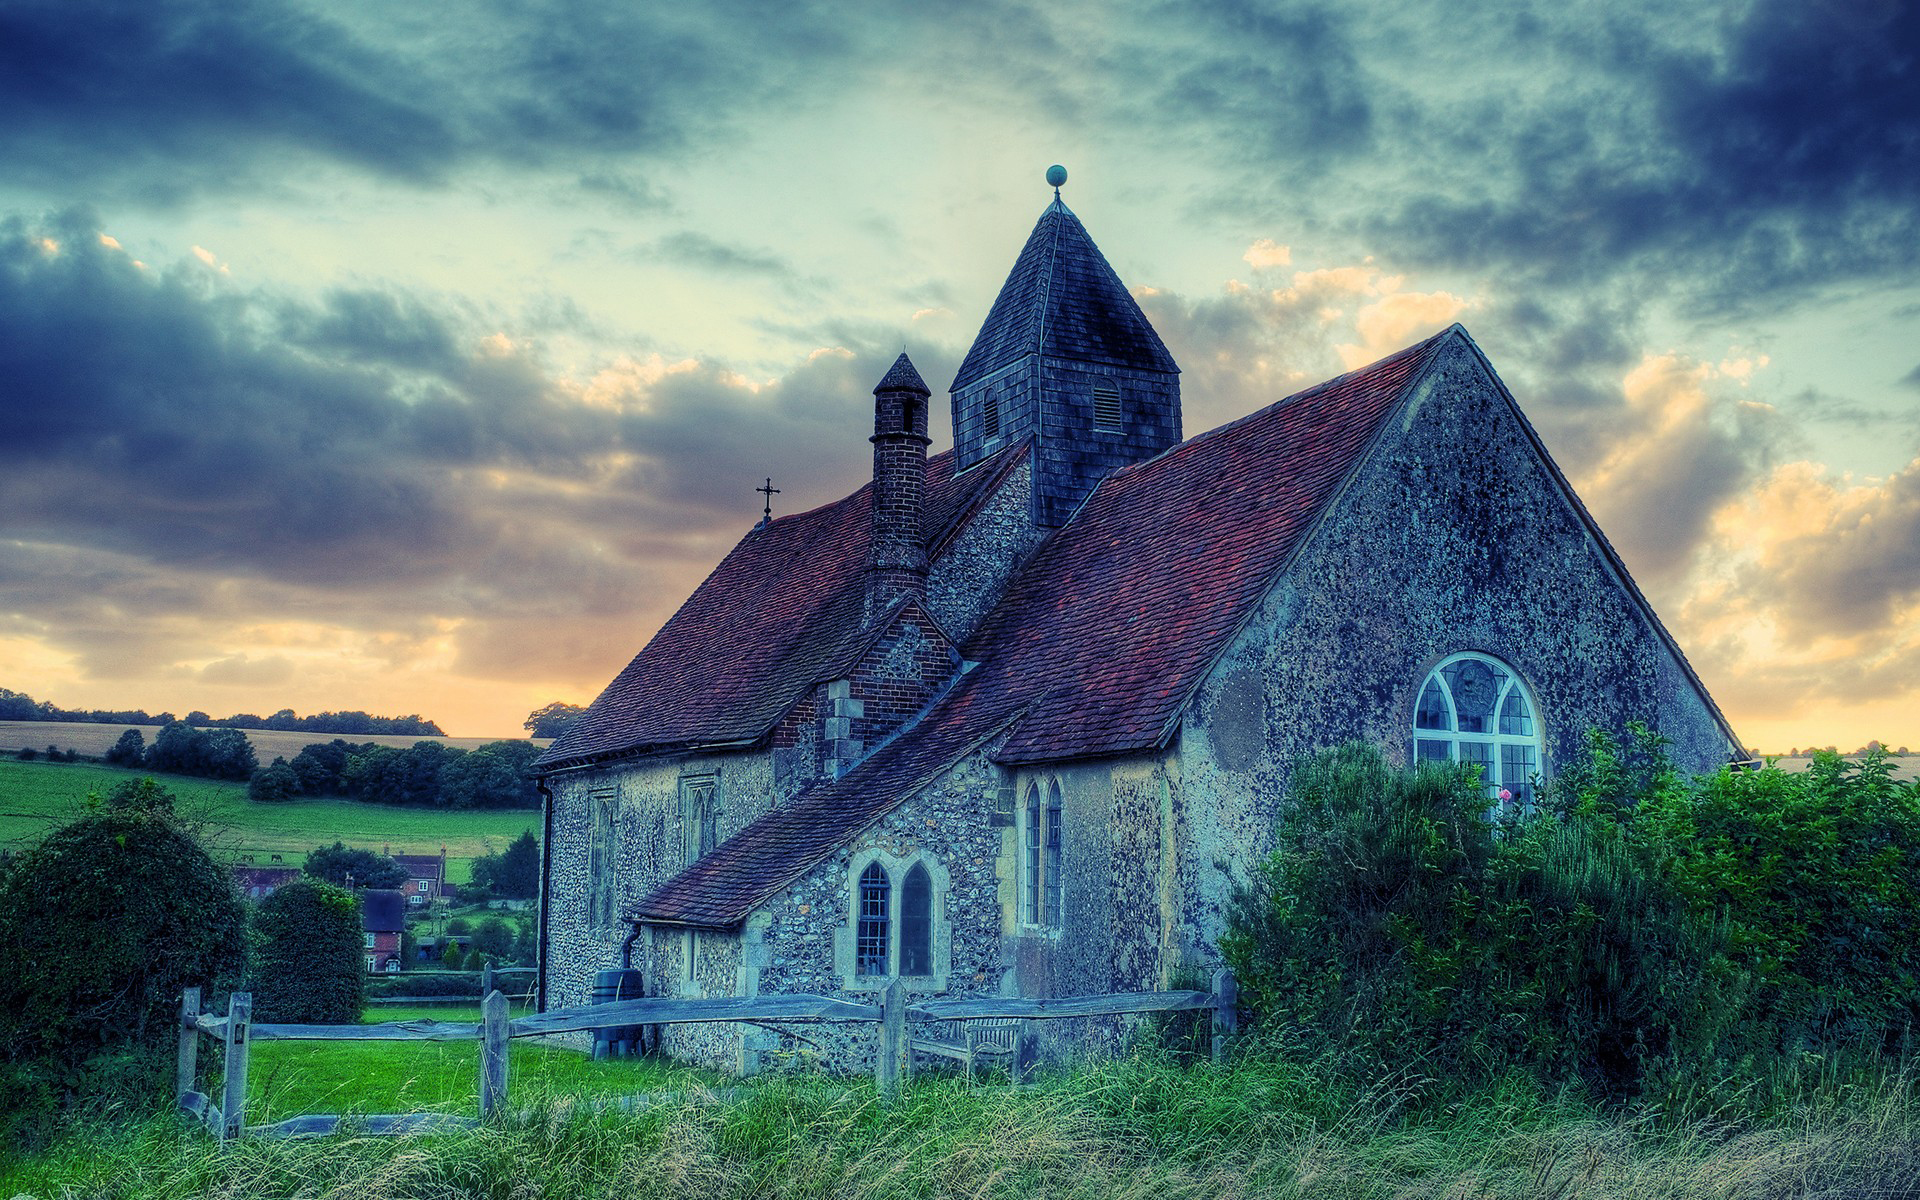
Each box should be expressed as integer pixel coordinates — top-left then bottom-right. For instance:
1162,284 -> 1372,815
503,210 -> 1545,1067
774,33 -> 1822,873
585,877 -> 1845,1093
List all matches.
250,878 -> 367,1024
0,802 -> 246,1058
0,795 -> 246,1145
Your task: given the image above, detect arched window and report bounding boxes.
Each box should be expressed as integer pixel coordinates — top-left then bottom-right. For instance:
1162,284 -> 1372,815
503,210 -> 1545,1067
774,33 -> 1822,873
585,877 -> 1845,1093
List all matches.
1023,783 -> 1042,925
839,853 -> 949,988
1021,779 -> 1065,931
1413,652 -> 1542,808
856,862 -> 890,977
900,863 -> 932,976
1044,782 -> 1064,929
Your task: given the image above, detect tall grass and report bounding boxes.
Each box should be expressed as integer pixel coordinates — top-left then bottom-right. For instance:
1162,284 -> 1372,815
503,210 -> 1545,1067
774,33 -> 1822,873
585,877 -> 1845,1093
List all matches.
6,1049 -> 1915,1199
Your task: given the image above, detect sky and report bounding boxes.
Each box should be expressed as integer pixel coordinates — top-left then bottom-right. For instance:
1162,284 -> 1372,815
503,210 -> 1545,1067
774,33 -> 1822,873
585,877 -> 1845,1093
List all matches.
0,0 -> 1915,751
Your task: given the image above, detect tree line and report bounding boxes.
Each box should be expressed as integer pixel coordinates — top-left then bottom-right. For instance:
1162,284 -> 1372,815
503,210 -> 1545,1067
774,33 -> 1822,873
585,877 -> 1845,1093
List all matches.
0,686 -> 443,736
250,737 -> 544,809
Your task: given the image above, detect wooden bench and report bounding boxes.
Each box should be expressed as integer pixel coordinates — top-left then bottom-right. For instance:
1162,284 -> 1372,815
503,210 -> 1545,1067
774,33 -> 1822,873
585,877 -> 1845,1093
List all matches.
911,1018 -> 1022,1083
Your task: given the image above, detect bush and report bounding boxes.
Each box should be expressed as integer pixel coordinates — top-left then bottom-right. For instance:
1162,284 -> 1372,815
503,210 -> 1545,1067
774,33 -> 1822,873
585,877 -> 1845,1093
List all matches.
250,879 -> 365,1024
1221,740 -> 1741,1101
0,791 -> 245,1146
1224,731 -> 1920,1103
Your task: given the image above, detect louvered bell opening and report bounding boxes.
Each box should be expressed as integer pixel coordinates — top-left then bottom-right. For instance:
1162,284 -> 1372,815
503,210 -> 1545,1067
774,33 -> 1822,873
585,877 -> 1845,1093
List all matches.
1093,384 -> 1122,430
984,393 -> 1001,440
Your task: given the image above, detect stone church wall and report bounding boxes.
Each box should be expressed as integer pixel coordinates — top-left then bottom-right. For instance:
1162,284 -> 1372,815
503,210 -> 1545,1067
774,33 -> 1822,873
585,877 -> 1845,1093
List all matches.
542,747 -> 776,1018
926,453 -> 1043,644
1180,336 -> 1738,953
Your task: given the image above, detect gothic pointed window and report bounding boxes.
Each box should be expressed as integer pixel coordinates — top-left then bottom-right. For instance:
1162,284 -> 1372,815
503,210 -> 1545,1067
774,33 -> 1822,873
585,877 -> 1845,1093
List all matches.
900,863 -> 932,976
1413,652 -> 1542,809
1044,782 -> 1064,928
1021,779 -> 1064,931
856,862 -> 890,977
1023,783 -> 1042,926
680,774 -> 719,866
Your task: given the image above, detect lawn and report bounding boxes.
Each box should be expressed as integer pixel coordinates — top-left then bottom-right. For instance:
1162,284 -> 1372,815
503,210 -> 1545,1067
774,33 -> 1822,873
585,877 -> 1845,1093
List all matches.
245,1004 -> 700,1123
0,759 -> 539,882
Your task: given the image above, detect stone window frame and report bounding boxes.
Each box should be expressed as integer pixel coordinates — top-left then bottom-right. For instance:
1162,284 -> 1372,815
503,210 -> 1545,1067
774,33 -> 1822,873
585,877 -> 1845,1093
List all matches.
679,772 -> 721,867
586,785 -> 620,927
833,848 -> 952,992
1018,778 -> 1065,934
1412,651 -> 1544,812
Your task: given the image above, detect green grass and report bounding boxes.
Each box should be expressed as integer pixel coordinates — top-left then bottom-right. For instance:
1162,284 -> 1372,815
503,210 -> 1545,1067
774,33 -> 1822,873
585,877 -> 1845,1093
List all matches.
0,759 -> 538,882
5,1051 -> 1917,1199
245,1005 -> 693,1123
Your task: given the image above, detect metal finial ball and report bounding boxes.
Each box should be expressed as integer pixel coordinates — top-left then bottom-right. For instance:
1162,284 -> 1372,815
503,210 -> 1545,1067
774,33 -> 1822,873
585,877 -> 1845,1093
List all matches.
1045,164 -> 1068,188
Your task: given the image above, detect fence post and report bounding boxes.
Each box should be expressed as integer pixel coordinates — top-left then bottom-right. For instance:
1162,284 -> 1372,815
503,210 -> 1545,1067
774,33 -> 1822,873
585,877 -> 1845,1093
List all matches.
479,989 -> 510,1119
176,986 -> 200,1110
219,991 -> 251,1145
482,960 -> 494,998
1211,968 -> 1238,1065
875,978 -> 905,1094
1013,1020 -> 1039,1086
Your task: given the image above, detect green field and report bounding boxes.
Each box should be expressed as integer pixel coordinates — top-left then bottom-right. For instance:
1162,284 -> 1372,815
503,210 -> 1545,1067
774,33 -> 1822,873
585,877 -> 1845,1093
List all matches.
0,759 -> 538,882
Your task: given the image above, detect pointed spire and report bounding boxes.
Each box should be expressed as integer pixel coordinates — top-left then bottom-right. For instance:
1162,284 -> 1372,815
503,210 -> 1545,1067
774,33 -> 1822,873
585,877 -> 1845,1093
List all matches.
873,352 -> 930,397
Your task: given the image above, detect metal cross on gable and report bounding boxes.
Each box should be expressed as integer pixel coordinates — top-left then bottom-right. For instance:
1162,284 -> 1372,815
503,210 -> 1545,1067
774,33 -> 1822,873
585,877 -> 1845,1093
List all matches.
756,477 -> 781,525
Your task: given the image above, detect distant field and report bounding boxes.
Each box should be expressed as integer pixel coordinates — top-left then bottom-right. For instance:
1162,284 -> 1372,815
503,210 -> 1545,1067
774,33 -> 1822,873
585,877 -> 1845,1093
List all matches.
0,759 -> 538,882
1771,753 -> 1920,781
0,719 -> 550,764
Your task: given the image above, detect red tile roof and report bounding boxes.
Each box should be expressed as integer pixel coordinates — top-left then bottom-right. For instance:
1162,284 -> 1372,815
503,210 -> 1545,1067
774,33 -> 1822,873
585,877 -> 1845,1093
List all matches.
633,329 -> 1459,925
976,329 -> 1454,763
537,442 -> 1028,771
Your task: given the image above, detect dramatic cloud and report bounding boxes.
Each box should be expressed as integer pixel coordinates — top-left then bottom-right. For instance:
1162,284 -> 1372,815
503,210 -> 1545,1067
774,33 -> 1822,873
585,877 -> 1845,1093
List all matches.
0,211 -> 940,717
0,0 -> 859,202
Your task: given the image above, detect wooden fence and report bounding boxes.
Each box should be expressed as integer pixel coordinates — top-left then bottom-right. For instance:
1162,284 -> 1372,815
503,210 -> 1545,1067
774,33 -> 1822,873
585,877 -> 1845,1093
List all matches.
175,969 -> 1238,1143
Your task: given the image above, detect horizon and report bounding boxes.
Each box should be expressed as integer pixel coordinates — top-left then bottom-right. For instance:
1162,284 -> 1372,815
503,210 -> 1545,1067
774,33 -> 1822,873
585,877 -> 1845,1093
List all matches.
1,0 -> 1914,751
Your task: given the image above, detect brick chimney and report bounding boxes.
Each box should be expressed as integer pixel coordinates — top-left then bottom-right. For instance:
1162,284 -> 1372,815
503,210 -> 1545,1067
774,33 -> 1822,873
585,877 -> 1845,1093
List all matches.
865,353 -> 931,623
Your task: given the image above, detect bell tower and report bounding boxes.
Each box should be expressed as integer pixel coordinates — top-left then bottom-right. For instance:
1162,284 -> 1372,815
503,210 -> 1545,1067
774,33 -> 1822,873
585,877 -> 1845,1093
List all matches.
949,166 -> 1182,527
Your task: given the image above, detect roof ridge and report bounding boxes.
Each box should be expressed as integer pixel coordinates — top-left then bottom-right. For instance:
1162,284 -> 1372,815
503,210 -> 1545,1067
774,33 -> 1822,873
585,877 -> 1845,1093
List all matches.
1096,324 -> 1462,488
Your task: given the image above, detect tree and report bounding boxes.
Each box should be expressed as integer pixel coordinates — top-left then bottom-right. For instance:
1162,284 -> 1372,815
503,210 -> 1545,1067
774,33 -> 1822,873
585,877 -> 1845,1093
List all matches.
441,941 -> 466,969
342,741 -> 465,807
249,757 -> 300,803
471,830 -> 541,899
472,916 -> 516,962
250,879 -> 365,1024
0,797 -> 245,1139
303,841 -> 408,889
439,741 -> 542,810
104,728 -> 145,766
288,739 -> 373,795
524,701 -> 586,739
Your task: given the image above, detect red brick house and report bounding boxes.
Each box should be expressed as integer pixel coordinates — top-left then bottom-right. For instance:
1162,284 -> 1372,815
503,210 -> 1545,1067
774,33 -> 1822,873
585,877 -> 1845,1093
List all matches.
363,888 -> 406,972
389,847 -> 448,907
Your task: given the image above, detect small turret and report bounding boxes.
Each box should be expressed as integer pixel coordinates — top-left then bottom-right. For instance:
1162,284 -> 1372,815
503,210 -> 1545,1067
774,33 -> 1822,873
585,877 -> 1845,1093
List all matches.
865,353 -> 931,622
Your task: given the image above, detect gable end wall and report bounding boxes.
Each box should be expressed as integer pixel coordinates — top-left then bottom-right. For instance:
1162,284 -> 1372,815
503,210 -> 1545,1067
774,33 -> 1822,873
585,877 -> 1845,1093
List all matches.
1181,337 -> 1738,916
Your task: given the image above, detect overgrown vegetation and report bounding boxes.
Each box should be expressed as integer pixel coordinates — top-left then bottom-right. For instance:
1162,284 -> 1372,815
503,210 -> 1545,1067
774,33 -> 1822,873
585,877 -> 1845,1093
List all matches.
0,779 -> 245,1150
2,1048 -> 1915,1198
1222,730 -> 1920,1105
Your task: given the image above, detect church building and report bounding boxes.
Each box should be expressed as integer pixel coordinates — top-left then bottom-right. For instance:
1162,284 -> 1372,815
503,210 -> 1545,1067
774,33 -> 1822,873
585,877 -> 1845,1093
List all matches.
534,176 -> 1741,1068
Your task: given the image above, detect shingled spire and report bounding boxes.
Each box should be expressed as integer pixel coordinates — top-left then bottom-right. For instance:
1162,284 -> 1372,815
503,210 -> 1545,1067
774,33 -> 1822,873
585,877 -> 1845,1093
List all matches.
950,171 -> 1181,527
865,352 -> 931,623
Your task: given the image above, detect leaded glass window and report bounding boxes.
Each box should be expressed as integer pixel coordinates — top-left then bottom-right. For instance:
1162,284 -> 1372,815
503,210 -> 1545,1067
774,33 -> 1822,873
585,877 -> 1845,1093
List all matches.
1411,653 -> 1543,809
856,862 -> 890,977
